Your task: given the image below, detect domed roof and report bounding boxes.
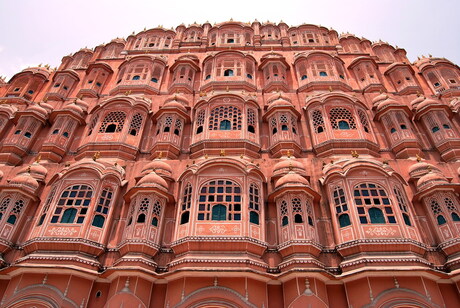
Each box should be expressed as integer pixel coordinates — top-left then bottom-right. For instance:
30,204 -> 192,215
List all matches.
137,171 -> 168,190
63,102 -> 85,116
376,98 -> 400,111
110,38 -> 126,44
410,96 -> 425,110
275,171 -> 310,189
20,66 -> 52,79
162,100 -> 187,112
416,98 -> 440,111
267,97 -> 293,112
19,162 -> 48,182
10,172 -> 40,192
372,93 -> 389,107
0,103 -> 18,116
417,171 -> 449,192
408,161 -> 440,178
142,160 -> 173,177
28,103 -> 48,118
273,158 -> 306,177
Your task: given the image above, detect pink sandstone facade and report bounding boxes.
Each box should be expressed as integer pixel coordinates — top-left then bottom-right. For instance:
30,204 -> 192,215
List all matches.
0,20 -> 459,307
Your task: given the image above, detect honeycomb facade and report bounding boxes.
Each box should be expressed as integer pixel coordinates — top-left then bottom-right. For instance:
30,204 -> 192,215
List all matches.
0,20 -> 459,307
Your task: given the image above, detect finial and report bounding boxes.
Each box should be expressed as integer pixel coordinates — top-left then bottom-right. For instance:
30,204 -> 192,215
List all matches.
429,54 -> 432,57
351,150 -> 359,158
42,274 -> 48,284
27,165 -> 31,173
220,149 -> 225,156
214,277 -> 218,286
35,155 -> 41,163
329,86 -> 333,92
416,153 -> 422,162
93,151 -> 100,161
240,153 -> 244,159
205,153 -> 208,159
394,277 -> 400,288
304,278 -> 313,295
287,149 -> 292,158
158,151 -> 163,159
121,277 -> 131,292
289,162 -> 293,171
226,86 -> 229,92
38,63 -> 42,67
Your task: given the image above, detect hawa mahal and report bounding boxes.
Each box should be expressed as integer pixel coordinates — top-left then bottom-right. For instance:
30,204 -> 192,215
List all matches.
0,20 -> 459,307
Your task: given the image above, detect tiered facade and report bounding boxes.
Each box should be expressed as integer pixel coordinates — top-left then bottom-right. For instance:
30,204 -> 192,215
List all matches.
0,21 -> 459,307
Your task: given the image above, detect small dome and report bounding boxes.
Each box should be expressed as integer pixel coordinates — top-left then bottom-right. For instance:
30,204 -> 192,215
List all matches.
28,104 -> 48,118
376,98 -> 400,111
275,171 -> 310,189
267,98 -> 293,111
110,38 -> 126,44
10,173 -> 40,191
19,162 -> 48,182
137,171 -> 168,190
63,102 -> 85,116
162,100 -> 187,112
273,159 -> 305,177
0,104 -> 18,115
408,161 -> 440,178
142,160 -> 173,177
417,171 -> 449,192
410,96 -> 425,109
416,98 -> 440,111
372,93 -> 389,107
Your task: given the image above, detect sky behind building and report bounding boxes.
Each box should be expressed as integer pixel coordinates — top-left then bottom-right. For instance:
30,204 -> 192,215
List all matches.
0,0 -> 458,80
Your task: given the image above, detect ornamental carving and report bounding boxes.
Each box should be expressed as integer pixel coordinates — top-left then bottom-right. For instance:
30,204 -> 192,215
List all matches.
365,226 -> 397,236
47,227 -> 78,236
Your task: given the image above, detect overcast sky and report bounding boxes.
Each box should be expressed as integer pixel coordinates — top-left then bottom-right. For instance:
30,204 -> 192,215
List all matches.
0,0 -> 458,80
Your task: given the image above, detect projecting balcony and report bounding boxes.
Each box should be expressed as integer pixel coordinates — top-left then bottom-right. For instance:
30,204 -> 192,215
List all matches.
109,79 -> 160,95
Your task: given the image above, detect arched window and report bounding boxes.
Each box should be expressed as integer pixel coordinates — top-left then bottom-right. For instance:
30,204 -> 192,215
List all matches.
61,208 -> 77,223
329,108 -> 356,130
430,199 -> 444,225
247,109 -> 256,134
224,69 -> 234,77
211,204 -> 227,221
312,110 -> 325,133
196,110 -> 205,134
445,197 -> 460,222
394,187 -> 411,226
219,119 -> 231,130
198,180 -> 241,221
6,199 -> 25,225
333,186 -> 351,227
51,185 -> 93,224
99,111 -> 127,133
280,200 -> 288,226
128,113 -> 143,136
151,200 -> 162,227
209,106 -> 242,131
249,183 -> 260,225
338,120 -> 350,130
292,198 -> 303,223
0,197 -> 11,221
338,214 -> 351,228
91,187 -> 113,228
180,183 -> 192,225
358,110 -> 370,133
368,207 -> 385,223
354,183 -> 395,224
